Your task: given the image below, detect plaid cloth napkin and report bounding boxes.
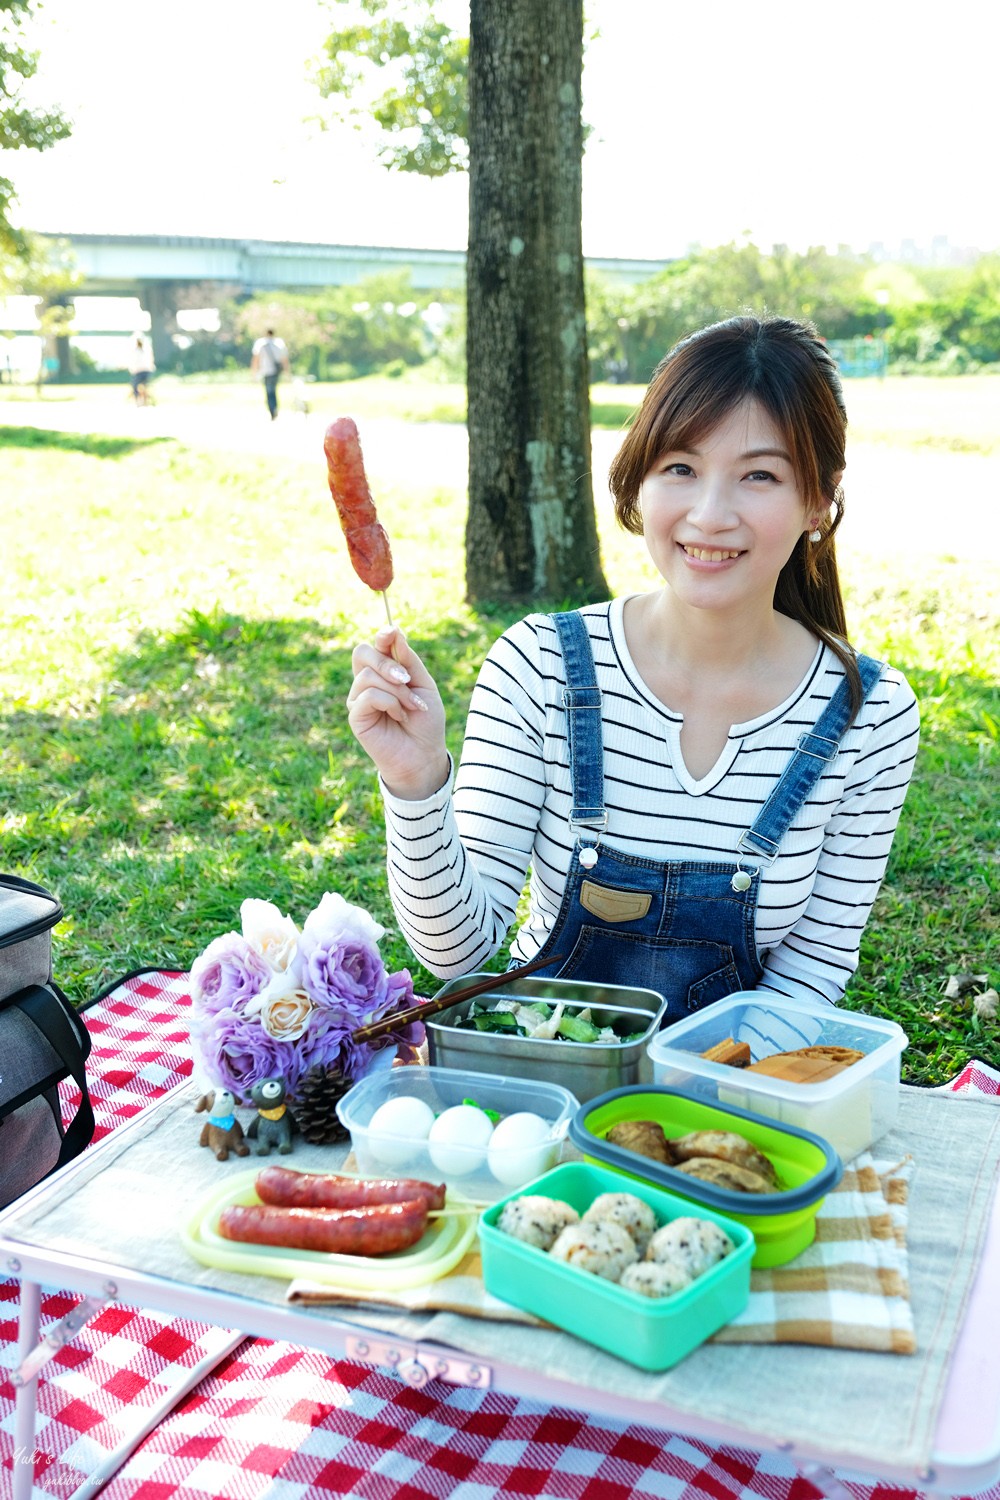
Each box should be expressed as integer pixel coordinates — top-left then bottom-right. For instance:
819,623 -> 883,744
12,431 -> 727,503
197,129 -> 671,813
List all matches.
712,1152 -> 915,1351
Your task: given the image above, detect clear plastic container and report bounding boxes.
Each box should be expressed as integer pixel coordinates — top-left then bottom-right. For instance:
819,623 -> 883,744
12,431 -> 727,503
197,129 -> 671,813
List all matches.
335,1065 -> 579,1204
646,992 -> 907,1161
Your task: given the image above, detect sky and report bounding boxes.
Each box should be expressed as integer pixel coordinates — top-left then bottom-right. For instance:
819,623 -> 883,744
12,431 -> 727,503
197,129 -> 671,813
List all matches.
8,0 -> 1000,264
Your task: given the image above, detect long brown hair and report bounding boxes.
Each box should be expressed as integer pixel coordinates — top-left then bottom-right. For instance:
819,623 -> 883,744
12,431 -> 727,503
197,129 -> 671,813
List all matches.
608,315 -> 863,716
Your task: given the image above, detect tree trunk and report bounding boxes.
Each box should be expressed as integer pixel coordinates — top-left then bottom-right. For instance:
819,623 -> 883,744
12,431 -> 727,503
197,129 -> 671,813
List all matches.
465,0 -> 608,605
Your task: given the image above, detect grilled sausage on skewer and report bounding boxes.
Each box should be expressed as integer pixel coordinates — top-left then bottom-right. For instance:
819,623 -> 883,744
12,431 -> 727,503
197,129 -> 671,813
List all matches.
218,1199 -> 428,1255
255,1166 -> 445,1213
324,418 -> 394,594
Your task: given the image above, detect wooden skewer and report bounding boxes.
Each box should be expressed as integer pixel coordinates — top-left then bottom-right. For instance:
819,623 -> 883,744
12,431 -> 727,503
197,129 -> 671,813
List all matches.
382,589 -> 394,627
351,949 -> 565,1045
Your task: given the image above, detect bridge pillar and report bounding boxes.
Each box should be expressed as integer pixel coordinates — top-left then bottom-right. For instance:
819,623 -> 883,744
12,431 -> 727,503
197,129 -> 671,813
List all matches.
35,295 -> 74,379
54,329 -> 71,378
139,281 -> 180,369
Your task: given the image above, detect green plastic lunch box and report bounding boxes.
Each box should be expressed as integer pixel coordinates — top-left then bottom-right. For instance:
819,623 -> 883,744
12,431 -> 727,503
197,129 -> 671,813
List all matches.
568,1086 -> 842,1267
479,1160 -> 754,1370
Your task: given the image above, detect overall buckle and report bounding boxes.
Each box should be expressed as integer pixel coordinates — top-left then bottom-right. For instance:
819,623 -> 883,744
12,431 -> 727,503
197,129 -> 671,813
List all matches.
569,811 -> 607,870
797,730 -> 838,761
731,829 -> 779,892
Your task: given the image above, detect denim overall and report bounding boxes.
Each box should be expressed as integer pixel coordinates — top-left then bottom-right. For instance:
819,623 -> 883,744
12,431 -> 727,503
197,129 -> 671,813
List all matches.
524,611 -> 883,1023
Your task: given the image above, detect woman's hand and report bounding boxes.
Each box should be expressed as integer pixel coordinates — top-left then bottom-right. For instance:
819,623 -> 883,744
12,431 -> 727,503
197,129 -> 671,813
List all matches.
347,626 -> 450,800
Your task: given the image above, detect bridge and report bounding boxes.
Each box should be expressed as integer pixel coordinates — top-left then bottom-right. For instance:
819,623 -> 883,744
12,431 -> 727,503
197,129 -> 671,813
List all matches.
34,231 -> 672,369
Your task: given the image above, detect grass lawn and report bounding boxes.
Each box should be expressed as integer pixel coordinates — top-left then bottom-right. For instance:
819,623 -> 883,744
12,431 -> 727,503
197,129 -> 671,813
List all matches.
0,372 -> 471,426
5,369 -> 1000,445
592,373 -> 1000,451
2,397 -> 997,1086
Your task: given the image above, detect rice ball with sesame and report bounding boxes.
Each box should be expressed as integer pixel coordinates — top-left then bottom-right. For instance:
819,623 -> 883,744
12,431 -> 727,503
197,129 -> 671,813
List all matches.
582,1192 -> 658,1255
497,1195 -> 579,1251
619,1258 -> 693,1299
549,1219 -> 638,1281
692,1217 -> 737,1266
645,1216 -> 735,1278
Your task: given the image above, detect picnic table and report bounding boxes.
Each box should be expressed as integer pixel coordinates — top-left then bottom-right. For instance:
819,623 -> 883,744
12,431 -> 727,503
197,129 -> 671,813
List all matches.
2,969 -> 999,1500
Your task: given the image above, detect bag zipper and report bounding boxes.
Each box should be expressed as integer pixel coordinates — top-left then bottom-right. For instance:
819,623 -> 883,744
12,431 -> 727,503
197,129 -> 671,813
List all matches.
0,876 -> 63,948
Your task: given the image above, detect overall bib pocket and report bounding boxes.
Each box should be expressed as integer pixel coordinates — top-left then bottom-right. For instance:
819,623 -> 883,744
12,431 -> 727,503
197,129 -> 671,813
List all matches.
557,926 -> 743,1021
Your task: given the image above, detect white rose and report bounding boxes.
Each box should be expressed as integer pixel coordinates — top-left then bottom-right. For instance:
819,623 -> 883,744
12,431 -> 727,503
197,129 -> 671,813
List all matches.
301,890 -> 385,949
257,982 -> 314,1041
240,898 -> 301,977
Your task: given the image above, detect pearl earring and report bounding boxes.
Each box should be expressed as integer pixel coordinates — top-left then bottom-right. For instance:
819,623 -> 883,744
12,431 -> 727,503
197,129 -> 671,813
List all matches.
809,529 -> 822,543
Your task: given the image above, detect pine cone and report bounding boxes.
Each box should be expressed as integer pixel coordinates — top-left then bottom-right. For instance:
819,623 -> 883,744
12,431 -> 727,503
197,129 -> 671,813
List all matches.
295,1062 -> 352,1146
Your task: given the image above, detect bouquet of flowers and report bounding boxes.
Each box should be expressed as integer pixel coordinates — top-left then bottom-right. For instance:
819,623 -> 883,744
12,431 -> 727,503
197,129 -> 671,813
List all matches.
189,893 -> 424,1104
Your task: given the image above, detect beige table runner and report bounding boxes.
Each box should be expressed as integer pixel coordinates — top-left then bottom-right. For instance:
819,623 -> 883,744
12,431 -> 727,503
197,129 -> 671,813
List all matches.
3,1083 -> 997,1475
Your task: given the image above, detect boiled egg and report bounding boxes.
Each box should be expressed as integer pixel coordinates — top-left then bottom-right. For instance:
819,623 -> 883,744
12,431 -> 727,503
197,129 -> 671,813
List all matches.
486,1110 -> 556,1187
428,1103 -> 495,1176
366,1095 -> 436,1168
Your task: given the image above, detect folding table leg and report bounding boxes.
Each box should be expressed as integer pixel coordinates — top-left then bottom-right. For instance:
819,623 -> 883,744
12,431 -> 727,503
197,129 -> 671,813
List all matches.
797,1460 -> 856,1500
65,1328 -> 246,1500
13,1278 -> 42,1500
9,1278 -> 244,1500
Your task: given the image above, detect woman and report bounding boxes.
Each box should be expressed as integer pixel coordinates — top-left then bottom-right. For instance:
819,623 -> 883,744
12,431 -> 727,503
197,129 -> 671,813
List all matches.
347,316 -> 919,1021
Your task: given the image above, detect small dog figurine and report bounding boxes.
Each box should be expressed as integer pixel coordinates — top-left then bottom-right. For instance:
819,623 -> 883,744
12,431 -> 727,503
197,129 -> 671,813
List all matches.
247,1077 -> 296,1155
195,1088 -> 250,1161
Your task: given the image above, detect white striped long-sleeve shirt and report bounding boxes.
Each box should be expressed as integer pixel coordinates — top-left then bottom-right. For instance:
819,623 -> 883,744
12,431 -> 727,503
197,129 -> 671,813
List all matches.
381,599 -> 920,1005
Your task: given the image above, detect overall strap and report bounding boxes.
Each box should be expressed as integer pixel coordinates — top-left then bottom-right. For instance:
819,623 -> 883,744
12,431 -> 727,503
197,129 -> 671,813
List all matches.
738,653 -> 885,867
551,612 -> 606,854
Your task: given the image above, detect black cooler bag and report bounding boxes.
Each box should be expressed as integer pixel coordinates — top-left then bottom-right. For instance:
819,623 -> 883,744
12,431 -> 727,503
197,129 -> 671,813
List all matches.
0,875 -> 95,1208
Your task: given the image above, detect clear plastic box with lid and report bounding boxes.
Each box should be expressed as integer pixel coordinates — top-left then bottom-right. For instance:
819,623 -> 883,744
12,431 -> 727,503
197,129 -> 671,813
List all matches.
646,992 -> 907,1161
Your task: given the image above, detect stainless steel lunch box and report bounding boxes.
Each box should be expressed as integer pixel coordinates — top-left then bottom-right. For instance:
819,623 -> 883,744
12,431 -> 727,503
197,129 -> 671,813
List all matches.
424,975 -> 668,1104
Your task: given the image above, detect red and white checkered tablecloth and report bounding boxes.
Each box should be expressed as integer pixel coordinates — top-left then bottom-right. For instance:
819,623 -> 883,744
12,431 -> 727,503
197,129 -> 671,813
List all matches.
2,970 -> 999,1500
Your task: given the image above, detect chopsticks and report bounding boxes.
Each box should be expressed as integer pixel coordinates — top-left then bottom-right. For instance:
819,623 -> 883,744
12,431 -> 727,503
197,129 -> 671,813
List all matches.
351,950 -> 565,1044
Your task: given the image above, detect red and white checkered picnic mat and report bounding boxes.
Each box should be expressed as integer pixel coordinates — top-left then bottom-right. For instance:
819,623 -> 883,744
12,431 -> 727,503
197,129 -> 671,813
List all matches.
2,970 -> 998,1500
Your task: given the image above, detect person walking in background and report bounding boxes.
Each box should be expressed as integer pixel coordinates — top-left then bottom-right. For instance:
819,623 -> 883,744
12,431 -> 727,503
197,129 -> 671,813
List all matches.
127,334 -> 155,405
251,328 -> 290,420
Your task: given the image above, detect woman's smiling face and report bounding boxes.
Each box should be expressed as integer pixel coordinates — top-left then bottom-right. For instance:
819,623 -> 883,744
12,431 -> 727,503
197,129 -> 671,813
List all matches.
638,399 -> 820,616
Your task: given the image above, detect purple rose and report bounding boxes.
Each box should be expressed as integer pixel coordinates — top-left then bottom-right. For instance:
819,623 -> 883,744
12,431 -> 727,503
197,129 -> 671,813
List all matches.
377,968 -> 423,1048
190,1007 -> 288,1101
190,932 -> 270,1018
300,891 -> 388,1019
304,939 -> 387,1012
339,968 -> 425,1082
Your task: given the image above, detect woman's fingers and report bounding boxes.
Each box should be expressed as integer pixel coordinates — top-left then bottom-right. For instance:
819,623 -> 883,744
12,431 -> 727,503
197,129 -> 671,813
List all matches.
347,630 -> 449,799
370,626 -> 435,689
347,665 -> 428,715
351,630 -> 438,711
351,641 -> 410,688
347,682 -> 412,732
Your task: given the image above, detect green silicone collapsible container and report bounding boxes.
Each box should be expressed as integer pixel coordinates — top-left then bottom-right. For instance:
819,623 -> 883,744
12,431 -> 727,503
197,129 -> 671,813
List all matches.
569,1086 -> 842,1267
478,1160 -> 754,1371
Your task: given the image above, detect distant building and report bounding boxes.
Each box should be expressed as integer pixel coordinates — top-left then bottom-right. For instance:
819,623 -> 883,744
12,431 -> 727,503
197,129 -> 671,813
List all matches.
866,235 -> 983,267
